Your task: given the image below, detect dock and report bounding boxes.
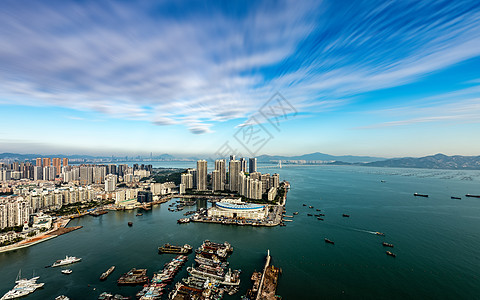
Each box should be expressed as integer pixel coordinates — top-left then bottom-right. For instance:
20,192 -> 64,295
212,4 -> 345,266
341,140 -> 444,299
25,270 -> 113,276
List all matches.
245,250 -> 281,300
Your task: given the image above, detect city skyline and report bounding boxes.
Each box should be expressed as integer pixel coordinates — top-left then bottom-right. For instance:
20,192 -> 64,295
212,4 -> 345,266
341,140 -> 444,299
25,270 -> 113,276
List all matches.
1,1 -> 480,157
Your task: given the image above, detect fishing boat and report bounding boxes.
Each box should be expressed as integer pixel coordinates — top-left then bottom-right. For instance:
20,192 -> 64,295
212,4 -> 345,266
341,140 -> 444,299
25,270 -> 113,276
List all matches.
324,238 -> 334,245
386,251 -> 396,257
382,242 -> 394,248
414,193 -> 429,197
158,244 -> 192,254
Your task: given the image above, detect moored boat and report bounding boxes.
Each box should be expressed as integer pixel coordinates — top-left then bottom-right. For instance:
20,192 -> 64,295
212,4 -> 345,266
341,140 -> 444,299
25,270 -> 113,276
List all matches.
158,243 -> 192,254
1,271 -> 44,300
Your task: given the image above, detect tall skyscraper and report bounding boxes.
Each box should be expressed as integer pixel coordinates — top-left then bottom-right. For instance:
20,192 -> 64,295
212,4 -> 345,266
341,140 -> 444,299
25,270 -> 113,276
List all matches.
228,160 -> 241,192
212,170 -> 222,191
36,158 -> 42,167
52,158 -> 61,176
239,157 -> 247,172
249,158 -> 257,173
196,160 -> 207,191
63,158 -> 69,167
43,158 -> 51,168
214,159 -> 226,191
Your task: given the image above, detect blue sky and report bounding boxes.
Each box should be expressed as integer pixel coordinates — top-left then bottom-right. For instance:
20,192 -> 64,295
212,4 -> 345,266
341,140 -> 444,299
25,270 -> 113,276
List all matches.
1,0 -> 480,158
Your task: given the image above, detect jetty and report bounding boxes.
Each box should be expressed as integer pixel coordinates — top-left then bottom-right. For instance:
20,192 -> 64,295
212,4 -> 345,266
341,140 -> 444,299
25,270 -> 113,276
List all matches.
245,250 -> 281,300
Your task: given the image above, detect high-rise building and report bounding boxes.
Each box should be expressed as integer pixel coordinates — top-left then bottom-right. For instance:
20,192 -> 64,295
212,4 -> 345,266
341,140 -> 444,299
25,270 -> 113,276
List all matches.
36,158 -> 42,167
80,166 -> 94,185
228,160 -> 241,192
196,160 -> 207,191
239,158 -> 247,172
214,159 -> 226,191
52,158 -> 61,176
43,158 -> 51,168
212,170 -> 222,191
187,169 -> 197,189
181,173 -> 193,189
105,174 -> 117,192
33,166 -> 42,181
63,158 -> 69,167
230,155 -> 236,161
249,158 -> 257,173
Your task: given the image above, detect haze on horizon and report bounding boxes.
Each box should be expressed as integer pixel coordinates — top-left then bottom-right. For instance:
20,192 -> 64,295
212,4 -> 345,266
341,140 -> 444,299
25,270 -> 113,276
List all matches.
1,1 -> 480,158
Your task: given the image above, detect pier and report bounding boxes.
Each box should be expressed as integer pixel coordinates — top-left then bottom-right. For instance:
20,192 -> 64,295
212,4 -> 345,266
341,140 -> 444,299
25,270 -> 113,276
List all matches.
245,250 -> 281,300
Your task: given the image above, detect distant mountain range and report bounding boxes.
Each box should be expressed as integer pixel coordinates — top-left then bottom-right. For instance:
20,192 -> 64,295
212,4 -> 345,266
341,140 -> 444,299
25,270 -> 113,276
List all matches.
257,152 -> 384,163
1,152 -> 480,170
363,153 -> 480,170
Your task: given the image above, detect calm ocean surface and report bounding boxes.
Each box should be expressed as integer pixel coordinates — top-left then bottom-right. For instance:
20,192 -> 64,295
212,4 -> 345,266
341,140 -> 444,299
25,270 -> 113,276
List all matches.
1,164 -> 480,299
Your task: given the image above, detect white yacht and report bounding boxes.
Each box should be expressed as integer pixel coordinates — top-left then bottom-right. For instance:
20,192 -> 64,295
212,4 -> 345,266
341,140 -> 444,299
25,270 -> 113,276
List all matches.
1,271 -> 44,300
51,256 -> 81,267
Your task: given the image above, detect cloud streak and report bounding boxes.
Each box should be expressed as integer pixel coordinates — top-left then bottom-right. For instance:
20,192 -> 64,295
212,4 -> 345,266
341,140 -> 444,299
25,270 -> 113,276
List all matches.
1,0 -> 480,133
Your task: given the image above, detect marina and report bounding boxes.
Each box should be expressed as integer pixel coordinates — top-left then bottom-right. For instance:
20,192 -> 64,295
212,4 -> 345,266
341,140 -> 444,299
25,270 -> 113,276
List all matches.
1,272 -> 44,300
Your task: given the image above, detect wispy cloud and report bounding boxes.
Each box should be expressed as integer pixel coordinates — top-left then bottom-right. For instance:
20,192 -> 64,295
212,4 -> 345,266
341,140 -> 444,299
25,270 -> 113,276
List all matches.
1,1 -> 480,133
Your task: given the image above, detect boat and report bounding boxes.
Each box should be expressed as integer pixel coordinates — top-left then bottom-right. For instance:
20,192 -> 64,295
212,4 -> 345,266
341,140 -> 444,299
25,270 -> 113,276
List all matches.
97,292 -> 129,300
51,256 -> 82,267
55,296 -> 70,300
382,242 -> 394,248
1,271 -> 44,300
158,243 -> 192,254
386,251 -> 396,257
324,238 -> 334,245
342,214 -> 350,217
90,210 -> 108,217
177,218 -> 191,224
136,213 -> 143,216
307,213 -> 313,216
316,209 -> 321,211
414,193 -> 429,197
117,268 -> 148,285
465,194 -> 480,198
128,222 -> 133,226
302,204 -> 306,206
293,212 -> 299,215
317,217 -> 324,221
100,266 -> 115,281
381,180 -> 386,183
451,196 -> 461,200
61,269 -> 72,275
375,232 -> 385,236
309,206 -> 314,209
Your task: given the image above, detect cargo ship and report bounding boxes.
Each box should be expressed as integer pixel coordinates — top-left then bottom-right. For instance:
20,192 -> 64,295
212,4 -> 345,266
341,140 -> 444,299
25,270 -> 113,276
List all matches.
100,266 -> 115,281
386,251 -> 396,257
117,268 -> 148,285
158,244 -> 192,254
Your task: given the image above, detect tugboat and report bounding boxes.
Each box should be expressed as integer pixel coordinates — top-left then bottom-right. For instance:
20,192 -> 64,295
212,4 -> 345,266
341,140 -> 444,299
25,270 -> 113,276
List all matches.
414,193 -> 429,197
386,251 -> 396,257
375,232 -> 385,236
342,214 -> 350,217
382,242 -> 394,247
324,238 -> 334,245
128,222 -> 133,227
